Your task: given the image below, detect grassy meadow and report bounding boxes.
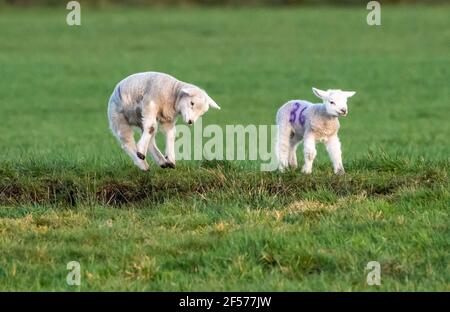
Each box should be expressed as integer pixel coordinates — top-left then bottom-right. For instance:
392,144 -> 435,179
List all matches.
0,5 -> 449,291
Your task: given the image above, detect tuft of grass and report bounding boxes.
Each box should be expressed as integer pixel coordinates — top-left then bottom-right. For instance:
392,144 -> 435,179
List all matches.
0,157 -> 447,207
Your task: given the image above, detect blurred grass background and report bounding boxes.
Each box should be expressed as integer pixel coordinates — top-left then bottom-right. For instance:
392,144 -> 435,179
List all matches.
0,5 -> 449,166
2,0 -> 449,6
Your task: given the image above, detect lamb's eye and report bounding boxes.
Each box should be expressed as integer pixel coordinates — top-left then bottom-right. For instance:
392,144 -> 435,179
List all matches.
330,101 -> 335,105
190,101 -> 195,107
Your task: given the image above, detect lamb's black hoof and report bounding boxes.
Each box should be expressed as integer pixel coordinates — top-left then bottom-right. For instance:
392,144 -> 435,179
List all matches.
160,162 -> 175,169
136,152 -> 145,160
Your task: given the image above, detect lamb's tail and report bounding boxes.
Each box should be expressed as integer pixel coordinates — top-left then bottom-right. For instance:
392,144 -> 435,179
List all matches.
108,84 -> 123,107
107,84 -> 124,130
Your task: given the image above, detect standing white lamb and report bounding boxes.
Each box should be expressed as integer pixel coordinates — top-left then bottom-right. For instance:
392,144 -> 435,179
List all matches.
108,72 -> 220,171
276,87 -> 356,174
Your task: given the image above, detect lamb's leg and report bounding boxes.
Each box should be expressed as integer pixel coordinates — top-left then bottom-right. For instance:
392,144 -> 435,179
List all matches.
288,135 -> 301,169
276,124 -> 292,171
302,134 -> 316,174
136,100 -> 155,159
326,135 -> 345,174
146,124 -> 169,167
136,119 -> 157,161
135,101 -> 167,167
110,112 -> 149,171
137,123 -> 169,168
161,122 -> 176,168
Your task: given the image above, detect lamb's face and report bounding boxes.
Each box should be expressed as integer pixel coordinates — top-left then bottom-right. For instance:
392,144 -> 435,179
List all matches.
325,91 -> 351,117
312,88 -> 356,117
178,87 -> 220,125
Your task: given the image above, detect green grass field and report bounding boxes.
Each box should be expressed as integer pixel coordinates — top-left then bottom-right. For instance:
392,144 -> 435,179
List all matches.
0,5 -> 449,291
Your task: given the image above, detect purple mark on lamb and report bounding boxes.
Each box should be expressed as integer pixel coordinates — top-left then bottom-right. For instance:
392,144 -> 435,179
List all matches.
116,85 -> 122,100
298,106 -> 307,128
289,102 -> 307,128
289,102 -> 300,123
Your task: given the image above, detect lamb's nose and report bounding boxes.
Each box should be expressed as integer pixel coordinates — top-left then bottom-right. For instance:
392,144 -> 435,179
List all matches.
188,120 -> 193,125
340,109 -> 347,115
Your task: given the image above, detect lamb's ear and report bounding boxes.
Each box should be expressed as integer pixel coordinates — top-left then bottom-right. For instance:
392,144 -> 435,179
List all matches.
180,88 -> 192,97
312,87 -> 328,100
208,98 -> 221,110
344,91 -> 356,98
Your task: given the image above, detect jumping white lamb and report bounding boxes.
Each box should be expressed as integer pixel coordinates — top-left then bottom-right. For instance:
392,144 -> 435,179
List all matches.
108,72 -> 220,171
276,87 -> 356,174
